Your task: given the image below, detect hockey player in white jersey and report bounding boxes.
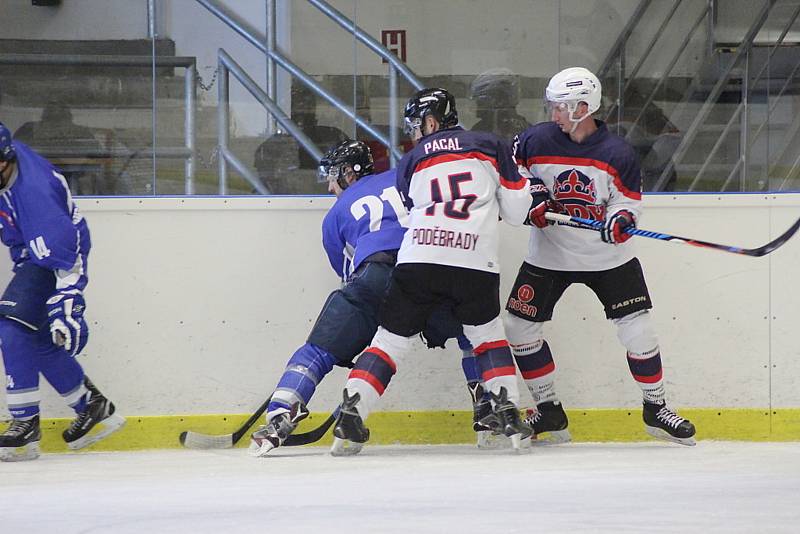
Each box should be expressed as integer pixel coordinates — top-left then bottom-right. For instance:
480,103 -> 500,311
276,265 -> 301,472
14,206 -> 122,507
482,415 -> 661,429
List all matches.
330,88 -> 548,454
505,67 -> 696,445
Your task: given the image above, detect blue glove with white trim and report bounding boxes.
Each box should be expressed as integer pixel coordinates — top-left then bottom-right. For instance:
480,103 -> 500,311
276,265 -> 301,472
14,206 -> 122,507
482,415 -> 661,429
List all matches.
46,290 -> 89,356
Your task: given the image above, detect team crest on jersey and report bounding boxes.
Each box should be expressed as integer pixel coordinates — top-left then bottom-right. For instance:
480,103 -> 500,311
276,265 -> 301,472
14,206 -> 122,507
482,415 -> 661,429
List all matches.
553,169 -> 605,220
555,169 -> 596,204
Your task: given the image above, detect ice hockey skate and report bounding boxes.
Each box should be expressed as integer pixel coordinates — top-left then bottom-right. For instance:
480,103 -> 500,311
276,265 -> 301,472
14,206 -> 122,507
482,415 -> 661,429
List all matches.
468,383 -> 503,448
249,402 -> 309,457
330,391 -> 369,456
523,401 -> 572,444
643,401 -> 696,446
63,378 -> 126,450
490,387 -> 531,452
0,415 -> 41,462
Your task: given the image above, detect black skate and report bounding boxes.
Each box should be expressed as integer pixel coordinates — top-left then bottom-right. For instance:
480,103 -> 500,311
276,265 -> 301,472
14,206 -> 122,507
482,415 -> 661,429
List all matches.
249,402 -> 309,457
490,387 -> 532,451
523,401 -> 572,444
0,416 -> 41,462
643,401 -> 696,446
468,383 -> 505,449
330,391 -> 369,456
468,383 -> 498,432
63,377 -> 126,450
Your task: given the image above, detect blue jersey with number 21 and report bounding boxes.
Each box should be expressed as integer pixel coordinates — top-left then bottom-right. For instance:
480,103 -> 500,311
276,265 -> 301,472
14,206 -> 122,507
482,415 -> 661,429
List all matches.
321,169 -> 408,280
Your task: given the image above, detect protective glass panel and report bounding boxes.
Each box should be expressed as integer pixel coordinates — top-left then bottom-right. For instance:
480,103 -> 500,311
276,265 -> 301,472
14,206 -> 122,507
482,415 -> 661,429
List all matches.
0,0 -> 155,196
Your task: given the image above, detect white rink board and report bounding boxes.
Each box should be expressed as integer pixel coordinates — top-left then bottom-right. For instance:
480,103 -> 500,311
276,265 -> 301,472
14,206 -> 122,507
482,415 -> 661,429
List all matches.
0,194 -> 798,418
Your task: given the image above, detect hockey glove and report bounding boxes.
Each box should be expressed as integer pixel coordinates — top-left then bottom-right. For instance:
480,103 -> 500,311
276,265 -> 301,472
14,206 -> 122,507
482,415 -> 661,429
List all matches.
527,199 -> 567,228
46,290 -> 89,356
601,209 -> 636,244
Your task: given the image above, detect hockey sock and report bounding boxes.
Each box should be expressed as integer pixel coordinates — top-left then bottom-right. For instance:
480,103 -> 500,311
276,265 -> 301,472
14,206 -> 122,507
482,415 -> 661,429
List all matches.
512,339 -> 557,404
345,347 -> 396,421
461,349 -> 481,384
37,336 -> 88,413
626,347 -> 666,404
268,343 -> 336,419
474,341 -> 519,405
0,319 -> 43,419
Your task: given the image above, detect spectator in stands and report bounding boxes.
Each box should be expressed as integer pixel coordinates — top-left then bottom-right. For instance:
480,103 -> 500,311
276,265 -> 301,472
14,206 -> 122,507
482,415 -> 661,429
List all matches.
469,68 -> 531,140
14,101 -> 104,195
254,84 -> 347,194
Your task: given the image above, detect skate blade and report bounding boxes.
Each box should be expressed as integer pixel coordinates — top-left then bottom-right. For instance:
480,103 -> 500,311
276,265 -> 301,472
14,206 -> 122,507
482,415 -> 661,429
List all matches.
476,430 -> 506,449
248,437 -> 279,458
510,433 -> 532,453
66,413 -> 126,450
535,429 -> 572,444
330,436 -> 364,457
0,441 -> 40,462
645,426 -> 697,446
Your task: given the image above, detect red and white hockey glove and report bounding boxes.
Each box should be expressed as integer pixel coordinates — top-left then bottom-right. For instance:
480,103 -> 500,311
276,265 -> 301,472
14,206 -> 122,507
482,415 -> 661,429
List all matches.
527,199 -> 567,228
525,182 -> 551,228
601,209 -> 636,244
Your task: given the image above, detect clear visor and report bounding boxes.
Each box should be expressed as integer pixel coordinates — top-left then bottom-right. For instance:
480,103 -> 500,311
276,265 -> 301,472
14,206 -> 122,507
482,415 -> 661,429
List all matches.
403,116 -> 423,136
544,99 -> 571,115
317,162 -> 350,184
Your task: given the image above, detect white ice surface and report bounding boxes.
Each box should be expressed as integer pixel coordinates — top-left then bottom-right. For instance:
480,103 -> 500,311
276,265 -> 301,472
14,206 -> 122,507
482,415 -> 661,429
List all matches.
1,442 -> 799,533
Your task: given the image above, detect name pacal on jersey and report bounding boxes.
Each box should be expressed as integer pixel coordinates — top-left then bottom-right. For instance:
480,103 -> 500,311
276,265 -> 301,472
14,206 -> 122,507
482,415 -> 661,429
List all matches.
412,227 -> 479,251
423,137 -> 462,154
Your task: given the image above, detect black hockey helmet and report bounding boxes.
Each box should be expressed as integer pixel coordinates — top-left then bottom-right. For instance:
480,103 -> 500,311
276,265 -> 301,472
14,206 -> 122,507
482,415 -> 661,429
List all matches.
403,88 -> 458,135
318,139 -> 374,190
470,68 -> 520,108
0,122 -> 16,163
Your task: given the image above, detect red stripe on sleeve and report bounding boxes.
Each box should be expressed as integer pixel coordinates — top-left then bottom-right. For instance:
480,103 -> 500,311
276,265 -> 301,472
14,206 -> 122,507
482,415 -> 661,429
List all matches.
499,175 -> 527,190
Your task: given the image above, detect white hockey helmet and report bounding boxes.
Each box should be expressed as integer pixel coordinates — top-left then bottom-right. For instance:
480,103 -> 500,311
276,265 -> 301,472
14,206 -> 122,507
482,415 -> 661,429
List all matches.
545,67 -> 602,127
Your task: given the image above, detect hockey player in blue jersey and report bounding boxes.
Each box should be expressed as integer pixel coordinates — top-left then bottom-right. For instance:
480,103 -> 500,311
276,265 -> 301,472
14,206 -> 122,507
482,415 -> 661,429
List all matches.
0,122 -> 125,461
330,88 -> 548,455
504,67 -> 696,445
249,139 -> 472,457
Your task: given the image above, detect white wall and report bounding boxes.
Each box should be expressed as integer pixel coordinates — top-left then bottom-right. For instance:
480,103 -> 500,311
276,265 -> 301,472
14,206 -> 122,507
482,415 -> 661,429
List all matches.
2,194 -> 798,419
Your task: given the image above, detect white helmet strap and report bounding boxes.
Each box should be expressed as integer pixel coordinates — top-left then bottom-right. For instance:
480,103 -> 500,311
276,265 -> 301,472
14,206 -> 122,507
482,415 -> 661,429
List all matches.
555,99 -> 592,133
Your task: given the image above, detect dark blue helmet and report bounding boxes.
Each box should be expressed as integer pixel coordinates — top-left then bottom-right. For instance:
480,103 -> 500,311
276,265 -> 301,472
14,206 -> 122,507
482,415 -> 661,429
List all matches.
0,122 -> 15,163
318,139 -> 374,190
403,88 -> 458,135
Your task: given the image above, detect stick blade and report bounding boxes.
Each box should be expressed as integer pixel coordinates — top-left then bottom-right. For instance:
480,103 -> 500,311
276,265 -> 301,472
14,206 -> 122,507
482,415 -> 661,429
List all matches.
748,216 -> 800,257
180,430 -> 236,449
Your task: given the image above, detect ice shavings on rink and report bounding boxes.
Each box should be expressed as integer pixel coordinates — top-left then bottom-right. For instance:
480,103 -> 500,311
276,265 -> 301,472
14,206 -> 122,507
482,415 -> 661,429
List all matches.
1,442 -> 799,533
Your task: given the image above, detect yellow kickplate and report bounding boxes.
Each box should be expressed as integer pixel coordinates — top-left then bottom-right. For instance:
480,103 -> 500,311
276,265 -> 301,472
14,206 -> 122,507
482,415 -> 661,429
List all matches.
2,408 -> 797,453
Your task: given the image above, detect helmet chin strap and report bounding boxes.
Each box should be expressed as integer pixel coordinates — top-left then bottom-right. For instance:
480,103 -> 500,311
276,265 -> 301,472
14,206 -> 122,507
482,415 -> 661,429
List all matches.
566,102 -> 592,134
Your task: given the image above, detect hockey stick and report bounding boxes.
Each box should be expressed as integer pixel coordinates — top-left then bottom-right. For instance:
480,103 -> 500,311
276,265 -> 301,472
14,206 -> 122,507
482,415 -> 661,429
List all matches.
179,399 -> 339,449
179,397 -> 269,449
544,211 -> 800,257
